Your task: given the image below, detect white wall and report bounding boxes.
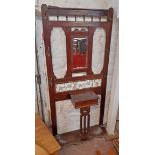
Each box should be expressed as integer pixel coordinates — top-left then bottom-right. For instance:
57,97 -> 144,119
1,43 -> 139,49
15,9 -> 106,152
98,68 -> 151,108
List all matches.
35,0 -> 119,134
106,46 -> 119,135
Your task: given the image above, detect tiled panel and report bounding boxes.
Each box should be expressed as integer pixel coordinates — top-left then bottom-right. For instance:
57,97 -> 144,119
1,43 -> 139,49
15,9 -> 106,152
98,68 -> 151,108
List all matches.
56,79 -> 102,93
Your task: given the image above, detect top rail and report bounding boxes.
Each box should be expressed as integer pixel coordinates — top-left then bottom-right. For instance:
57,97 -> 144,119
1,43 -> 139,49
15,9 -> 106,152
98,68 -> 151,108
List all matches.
43,4 -> 110,17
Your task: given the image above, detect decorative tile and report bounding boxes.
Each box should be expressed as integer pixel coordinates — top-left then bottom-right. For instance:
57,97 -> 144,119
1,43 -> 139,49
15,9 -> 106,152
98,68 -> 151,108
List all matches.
84,80 -> 93,88
76,81 -> 85,90
56,83 -> 66,92
93,79 -> 102,87
65,82 -> 74,91
56,79 -> 102,93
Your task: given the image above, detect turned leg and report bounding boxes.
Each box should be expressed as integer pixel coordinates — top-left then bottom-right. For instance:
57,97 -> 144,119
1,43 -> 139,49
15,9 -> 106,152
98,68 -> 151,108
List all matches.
80,106 -> 90,140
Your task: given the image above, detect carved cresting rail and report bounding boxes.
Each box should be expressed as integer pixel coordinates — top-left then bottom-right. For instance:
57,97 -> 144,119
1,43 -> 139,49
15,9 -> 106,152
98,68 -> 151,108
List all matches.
41,4 -> 113,135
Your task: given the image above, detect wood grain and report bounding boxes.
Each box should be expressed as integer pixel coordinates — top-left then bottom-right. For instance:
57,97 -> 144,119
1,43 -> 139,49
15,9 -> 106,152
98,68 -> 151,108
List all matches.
35,114 -> 61,154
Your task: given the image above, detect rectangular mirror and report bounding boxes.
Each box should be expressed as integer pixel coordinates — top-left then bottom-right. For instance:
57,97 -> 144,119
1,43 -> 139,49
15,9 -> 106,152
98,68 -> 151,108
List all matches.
72,37 -> 88,69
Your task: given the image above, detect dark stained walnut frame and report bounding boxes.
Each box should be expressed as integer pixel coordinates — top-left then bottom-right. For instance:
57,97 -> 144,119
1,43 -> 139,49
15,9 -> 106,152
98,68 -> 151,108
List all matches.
41,4 -> 113,135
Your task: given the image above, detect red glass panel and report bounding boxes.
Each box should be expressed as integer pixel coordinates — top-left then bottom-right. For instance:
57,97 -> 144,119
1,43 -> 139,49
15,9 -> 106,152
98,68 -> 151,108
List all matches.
73,52 -> 87,68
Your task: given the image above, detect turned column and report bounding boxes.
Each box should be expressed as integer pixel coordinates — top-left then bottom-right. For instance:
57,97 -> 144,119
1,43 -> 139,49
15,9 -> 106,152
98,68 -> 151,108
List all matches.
80,107 -> 90,140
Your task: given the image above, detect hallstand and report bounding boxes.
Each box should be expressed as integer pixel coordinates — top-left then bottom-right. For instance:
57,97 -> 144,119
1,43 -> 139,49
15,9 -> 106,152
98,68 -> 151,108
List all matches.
41,4 -> 113,137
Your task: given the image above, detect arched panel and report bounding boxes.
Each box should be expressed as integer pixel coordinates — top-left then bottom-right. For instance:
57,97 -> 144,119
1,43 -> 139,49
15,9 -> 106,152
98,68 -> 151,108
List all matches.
50,28 -> 67,78
92,28 -> 106,74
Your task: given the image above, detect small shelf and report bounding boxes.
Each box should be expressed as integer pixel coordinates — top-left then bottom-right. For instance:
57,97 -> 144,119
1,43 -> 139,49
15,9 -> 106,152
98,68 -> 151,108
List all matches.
70,91 -> 98,109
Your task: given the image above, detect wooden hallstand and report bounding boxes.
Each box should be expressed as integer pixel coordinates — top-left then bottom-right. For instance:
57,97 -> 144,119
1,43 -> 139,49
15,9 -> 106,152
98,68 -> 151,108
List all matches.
41,4 -> 113,136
